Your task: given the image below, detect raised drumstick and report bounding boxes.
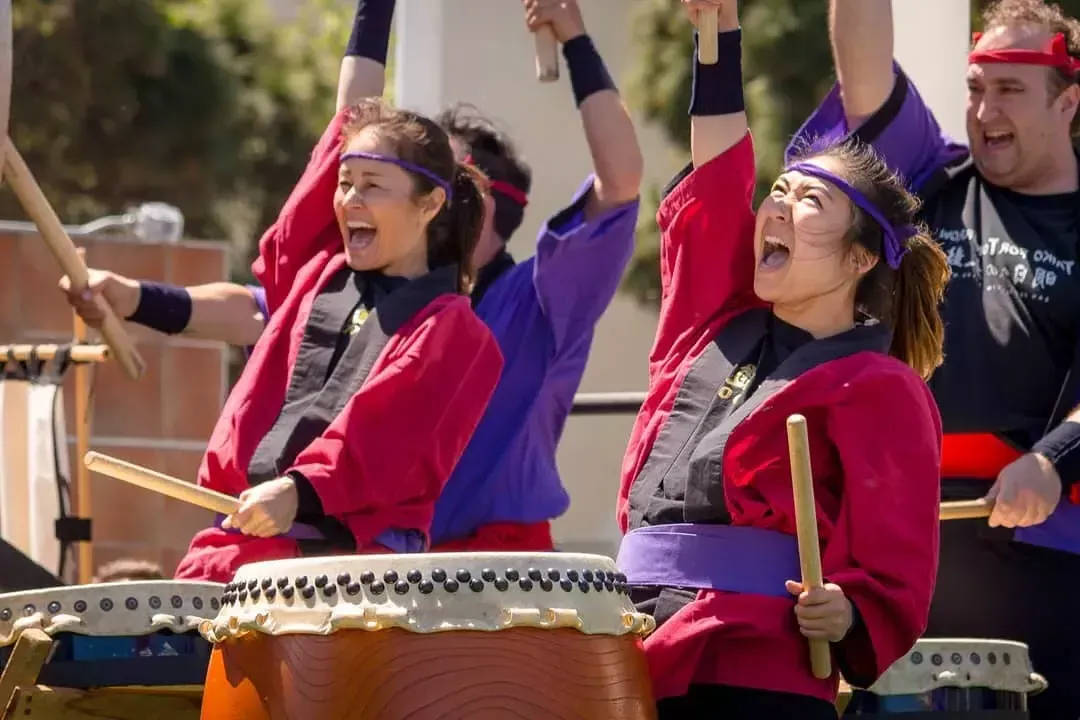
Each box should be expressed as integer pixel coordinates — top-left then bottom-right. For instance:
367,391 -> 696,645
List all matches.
534,25 -> 559,82
697,8 -> 719,65
84,451 -> 239,515
2,142 -> 145,380
786,414 -> 833,680
939,498 -> 993,521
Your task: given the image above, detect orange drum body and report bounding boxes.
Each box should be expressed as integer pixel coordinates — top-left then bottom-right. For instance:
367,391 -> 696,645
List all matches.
200,553 -> 657,720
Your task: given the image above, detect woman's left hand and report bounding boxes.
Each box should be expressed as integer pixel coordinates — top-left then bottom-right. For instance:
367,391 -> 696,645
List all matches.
221,477 -> 299,538
785,580 -> 854,643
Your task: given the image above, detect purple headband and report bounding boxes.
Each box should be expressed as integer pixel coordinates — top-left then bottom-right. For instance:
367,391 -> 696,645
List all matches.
785,162 -> 914,269
340,151 -> 453,200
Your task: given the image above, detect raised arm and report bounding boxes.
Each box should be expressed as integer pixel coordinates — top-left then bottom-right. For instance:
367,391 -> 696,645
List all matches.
336,0 -> 395,110
649,1 -> 761,367
284,299 -> 504,545
519,0 -> 642,350
789,0 -> 967,192
686,1 -> 746,168
829,0 -> 896,127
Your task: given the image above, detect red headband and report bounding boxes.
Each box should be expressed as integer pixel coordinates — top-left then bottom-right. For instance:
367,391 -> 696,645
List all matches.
969,31 -> 1080,75
463,154 -> 529,207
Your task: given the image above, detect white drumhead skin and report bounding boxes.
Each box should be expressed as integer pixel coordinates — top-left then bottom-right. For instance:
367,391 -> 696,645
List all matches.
204,552 -> 654,642
0,581 -> 225,646
863,638 -> 1044,695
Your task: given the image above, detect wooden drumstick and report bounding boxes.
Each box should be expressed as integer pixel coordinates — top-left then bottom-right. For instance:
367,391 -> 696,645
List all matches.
939,498 -> 993,521
786,414 -> 833,680
2,141 -> 145,380
697,8 -> 719,65
84,451 -> 240,516
534,25 -> 560,82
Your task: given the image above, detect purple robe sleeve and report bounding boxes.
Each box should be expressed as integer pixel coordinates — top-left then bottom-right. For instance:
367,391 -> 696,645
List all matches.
243,284 -> 269,357
533,176 -> 639,351
786,62 -> 969,194
246,284 -> 269,321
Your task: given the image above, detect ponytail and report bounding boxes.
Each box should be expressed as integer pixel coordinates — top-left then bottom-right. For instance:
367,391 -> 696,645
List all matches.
888,230 -> 950,380
425,163 -> 488,293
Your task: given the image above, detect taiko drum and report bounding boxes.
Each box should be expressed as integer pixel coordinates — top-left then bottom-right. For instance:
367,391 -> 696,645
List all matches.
200,552 -> 657,720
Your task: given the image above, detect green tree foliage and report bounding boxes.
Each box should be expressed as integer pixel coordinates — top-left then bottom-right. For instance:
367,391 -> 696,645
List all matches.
620,0 -> 1080,309
6,0 -> 350,265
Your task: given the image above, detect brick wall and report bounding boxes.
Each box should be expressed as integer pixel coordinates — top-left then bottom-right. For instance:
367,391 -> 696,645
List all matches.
0,230 -> 229,577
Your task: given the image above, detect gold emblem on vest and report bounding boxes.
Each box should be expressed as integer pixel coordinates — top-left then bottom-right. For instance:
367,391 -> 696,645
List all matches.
718,363 -> 756,401
344,306 -> 370,336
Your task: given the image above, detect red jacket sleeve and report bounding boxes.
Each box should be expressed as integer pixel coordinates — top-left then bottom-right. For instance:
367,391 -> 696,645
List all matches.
284,298 -> 503,544
651,132 -> 764,374
251,108 -> 352,314
823,363 -> 942,687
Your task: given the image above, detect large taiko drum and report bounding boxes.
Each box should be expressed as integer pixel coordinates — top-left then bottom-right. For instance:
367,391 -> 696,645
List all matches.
199,553 -> 657,719
0,581 -> 223,688
841,638 -> 1047,717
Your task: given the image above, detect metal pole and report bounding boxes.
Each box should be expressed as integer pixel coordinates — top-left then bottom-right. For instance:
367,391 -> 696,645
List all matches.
570,392 -> 646,416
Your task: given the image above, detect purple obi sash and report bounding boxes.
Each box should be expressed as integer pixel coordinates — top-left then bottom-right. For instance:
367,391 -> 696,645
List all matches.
212,515 -> 426,553
616,524 -> 801,599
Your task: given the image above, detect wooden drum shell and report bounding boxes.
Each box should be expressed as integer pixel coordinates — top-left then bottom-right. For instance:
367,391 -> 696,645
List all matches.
202,627 -> 656,720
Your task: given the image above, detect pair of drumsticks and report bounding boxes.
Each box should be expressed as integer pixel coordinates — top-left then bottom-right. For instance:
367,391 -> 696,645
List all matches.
532,8 -> 721,83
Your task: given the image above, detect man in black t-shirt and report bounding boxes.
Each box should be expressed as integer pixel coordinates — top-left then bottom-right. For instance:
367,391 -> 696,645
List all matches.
799,0 -> 1080,716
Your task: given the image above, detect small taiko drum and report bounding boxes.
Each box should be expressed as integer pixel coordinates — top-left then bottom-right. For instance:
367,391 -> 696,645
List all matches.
841,638 -> 1047,717
0,581 -> 223,688
200,553 -> 657,719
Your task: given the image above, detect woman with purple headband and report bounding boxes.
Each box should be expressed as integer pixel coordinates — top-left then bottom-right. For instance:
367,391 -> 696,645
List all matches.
172,99 -> 503,583
615,0 -> 950,716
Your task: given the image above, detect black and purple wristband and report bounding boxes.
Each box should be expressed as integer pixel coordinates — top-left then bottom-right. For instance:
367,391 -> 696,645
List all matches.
563,34 -> 617,107
345,0 -> 396,64
689,28 -> 744,117
126,281 -> 192,336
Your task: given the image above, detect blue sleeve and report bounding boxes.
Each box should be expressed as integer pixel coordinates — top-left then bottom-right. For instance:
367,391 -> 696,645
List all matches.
533,176 -> 639,352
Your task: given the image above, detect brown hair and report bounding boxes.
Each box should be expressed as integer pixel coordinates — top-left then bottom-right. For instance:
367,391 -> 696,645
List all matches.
92,558 -> 165,583
981,0 -> 1080,131
802,140 -> 951,380
343,99 -> 488,293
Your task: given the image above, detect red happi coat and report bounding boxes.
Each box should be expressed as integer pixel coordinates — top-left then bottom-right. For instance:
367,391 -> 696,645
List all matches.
618,133 -> 942,702
175,108 -> 504,583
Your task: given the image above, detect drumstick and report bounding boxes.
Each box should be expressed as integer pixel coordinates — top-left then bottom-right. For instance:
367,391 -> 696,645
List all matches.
697,8 -> 719,65
534,25 -> 559,82
2,140 -> 145,380
84,451 -> 240,516
939,498 -> 993,521
786,414 -> 833,680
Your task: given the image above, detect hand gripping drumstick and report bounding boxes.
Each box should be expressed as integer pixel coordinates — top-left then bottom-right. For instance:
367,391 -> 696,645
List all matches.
534,25 -> 559,82
84,451 -> 240,516
0,6 -> 144,381
697,8 -> 719,65
786,414 -> 833,680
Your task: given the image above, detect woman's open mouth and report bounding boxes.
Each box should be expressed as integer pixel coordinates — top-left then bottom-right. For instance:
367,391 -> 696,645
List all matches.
759,235 -> 791,271
346,221 -> 377,252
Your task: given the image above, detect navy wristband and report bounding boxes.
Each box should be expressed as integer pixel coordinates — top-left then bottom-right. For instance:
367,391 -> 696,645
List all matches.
563,34 -> 617,107
689,28 -> 744,117
127,281 -> 192,335
1032,421 -> 1080,491
345,0 -> 395,64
